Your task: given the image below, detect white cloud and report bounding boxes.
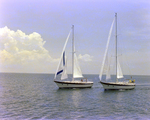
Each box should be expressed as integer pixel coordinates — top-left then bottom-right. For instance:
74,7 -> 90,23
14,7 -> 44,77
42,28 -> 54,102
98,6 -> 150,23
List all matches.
0,26 -> 58,73
78,54 -> 93,62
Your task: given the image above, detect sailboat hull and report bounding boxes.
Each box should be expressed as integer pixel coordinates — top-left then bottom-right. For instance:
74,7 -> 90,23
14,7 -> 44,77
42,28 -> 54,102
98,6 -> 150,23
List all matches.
54,81 -> 93,89
100,81 -> 135,90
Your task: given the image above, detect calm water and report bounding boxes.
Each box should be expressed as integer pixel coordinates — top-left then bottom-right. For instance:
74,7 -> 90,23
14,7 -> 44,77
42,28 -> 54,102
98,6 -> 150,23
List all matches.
0,73 -> 150,120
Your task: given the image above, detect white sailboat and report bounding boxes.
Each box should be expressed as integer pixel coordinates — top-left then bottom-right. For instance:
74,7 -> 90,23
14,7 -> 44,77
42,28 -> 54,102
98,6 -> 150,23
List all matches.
54,25 -> 93,89
99,13 -> 135,90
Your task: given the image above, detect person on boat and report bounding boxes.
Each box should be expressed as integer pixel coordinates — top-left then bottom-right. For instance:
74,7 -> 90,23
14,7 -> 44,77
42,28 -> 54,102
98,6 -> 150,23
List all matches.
129,79 -> 135,83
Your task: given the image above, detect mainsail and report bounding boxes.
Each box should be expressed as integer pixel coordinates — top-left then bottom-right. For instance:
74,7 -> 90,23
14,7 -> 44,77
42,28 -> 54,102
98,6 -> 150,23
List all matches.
117,59 -> 124,79
72,25 -> 83,79
73,53 -> 83,78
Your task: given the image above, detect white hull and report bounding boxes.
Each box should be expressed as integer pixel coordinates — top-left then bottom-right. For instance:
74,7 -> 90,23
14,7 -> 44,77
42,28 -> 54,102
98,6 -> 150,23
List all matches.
100,81 -> 135,90
54,80 -> 93,89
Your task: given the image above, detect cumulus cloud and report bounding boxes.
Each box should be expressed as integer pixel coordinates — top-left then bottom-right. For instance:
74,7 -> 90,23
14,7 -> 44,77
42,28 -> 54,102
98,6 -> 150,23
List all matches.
78,54 -> 93,62
0,26 -> 58,73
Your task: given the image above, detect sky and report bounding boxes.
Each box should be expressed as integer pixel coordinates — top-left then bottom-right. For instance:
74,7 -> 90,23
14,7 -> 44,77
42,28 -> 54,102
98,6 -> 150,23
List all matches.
0,0 -> 150,75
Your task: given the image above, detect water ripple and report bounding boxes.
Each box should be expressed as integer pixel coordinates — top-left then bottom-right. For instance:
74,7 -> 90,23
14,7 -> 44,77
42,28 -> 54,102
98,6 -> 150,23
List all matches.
0,73 -> 150,119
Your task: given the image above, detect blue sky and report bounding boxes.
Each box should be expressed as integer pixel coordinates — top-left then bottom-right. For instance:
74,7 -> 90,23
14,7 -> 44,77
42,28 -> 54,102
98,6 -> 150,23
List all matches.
0,0 -> 150,75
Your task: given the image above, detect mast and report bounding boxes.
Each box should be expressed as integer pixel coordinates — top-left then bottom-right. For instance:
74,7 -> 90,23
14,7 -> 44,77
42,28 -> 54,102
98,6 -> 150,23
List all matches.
72,25 -> 74,81
115,13 -> 118,82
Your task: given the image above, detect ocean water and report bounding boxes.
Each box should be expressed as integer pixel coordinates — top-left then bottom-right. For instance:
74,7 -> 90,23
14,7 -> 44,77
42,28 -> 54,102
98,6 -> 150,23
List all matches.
0,73 -> 150,120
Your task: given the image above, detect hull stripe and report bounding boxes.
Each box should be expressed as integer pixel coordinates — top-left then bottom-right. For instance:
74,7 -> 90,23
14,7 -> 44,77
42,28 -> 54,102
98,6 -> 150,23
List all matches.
54,81 -> 93,85
100,81 -> 135,86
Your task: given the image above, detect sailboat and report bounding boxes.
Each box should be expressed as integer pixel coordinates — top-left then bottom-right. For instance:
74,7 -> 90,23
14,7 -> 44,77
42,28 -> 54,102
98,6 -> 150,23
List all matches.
54,25 -> 93,89
99,13 -> 135,90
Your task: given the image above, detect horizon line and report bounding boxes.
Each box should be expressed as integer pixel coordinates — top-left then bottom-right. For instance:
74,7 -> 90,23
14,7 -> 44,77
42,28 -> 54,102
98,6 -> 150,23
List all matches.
0,72 -> 149,76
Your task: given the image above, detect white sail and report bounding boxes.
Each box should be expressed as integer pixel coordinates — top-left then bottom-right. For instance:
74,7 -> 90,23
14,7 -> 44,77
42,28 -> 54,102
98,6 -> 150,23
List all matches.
57,51 -> 65,76
106,65 -> 111,80
54,30 -> 71,80
73,53 -> 83,78
99,18 -> 115,81
106,56 -> 111,80
61,55 -> 68,80
117,59 -> 124,79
